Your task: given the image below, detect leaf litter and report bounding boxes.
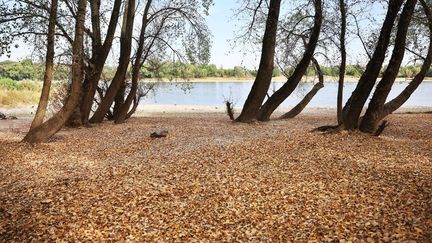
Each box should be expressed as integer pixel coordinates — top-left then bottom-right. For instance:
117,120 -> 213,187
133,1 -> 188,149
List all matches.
0,112 -> 431,241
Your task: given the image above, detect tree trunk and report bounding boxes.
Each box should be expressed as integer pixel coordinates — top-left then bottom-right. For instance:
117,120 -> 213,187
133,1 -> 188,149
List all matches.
23,0 -> 87,143
359,0 -> 417,133
78,0 -> 122,125
235,0 -> 282,123
379,0 -> 432,118
337,0 -> 347,125
342,0 -> 404,130
115,0 -> 160,124
112,82 -> 126,119
280,58 -> 324,119
90,0 -> 135,124
29,0 -> 58,130
257,0 -> 322,121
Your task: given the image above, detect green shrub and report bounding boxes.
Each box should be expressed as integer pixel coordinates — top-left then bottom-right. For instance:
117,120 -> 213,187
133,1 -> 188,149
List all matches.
0,78 -> 21,90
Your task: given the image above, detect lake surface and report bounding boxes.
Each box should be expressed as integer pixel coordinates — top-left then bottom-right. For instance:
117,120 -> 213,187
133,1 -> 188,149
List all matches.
142,81 -> 432,108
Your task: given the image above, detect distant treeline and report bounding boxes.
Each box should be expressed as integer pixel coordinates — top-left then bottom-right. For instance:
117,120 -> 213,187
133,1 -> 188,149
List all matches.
1,59 -> 431,82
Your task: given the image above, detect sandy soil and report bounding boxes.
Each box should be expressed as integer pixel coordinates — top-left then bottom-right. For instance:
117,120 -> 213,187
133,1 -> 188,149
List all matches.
0,112 -> 431,241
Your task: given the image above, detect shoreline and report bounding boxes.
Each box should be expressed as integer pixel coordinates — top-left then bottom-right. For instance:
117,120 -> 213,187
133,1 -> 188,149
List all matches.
2,104 -> 431,118
146,76 -> 432,83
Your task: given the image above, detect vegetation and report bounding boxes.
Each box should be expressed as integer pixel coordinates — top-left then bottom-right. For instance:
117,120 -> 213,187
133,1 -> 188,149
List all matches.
0,78 -> 41,106
0,0 -> 432,241
2,60 -> 431,82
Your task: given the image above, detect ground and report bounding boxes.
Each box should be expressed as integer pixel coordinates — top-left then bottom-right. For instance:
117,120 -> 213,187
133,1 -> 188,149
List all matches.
0,112 -> 431,241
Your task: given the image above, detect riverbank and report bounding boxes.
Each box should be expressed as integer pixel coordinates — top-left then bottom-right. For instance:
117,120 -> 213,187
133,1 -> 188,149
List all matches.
1,113 -> 431,241
143,76 -> 432,83
2,104 -> 432,119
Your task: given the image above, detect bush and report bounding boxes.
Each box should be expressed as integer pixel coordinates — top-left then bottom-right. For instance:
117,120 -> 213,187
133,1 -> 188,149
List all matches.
0,79 -> 41,106
0,89 -> 40,107
20,80 -> 41,91
0,78 -> 21,90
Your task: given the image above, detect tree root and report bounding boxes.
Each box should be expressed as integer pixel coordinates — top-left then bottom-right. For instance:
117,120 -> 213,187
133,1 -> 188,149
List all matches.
373,120 -> 389,137
311,124 -> 344,133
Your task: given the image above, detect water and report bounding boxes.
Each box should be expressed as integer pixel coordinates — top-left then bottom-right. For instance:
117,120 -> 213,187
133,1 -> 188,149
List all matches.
142,80 -> 432,108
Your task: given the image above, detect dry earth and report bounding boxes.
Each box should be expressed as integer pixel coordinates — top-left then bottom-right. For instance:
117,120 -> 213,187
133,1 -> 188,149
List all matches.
0,113 -> 431,241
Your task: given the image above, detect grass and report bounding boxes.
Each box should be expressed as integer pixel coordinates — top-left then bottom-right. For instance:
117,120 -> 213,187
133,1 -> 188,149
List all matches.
0,79 -> 41,107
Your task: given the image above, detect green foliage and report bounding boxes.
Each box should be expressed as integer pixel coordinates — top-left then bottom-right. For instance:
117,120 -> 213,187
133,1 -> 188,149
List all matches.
138,61 -> 255,79
0,59 -> 41,81
0,78 -> 41,91
0,77 -> 21,90
345,65 -> 365,77
0,59 -> 72,81
1,59 -> 432,81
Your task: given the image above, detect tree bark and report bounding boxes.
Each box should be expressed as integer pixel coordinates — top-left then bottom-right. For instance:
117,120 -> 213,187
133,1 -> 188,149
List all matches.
29,0 -> 58,130
380,0 -> 432,118
359,0 -> 417,133
90,0 -> 135,123
342,0 -> 404,130
337,0 -> 347,125
23,0 -> 87,143
235,0 -> 282,123
257,0 -> 322,121
78,0 -> 122,125
280,57 -> 324,119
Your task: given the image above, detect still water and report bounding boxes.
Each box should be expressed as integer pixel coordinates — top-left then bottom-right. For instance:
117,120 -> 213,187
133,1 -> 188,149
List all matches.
142,81 -> 432,108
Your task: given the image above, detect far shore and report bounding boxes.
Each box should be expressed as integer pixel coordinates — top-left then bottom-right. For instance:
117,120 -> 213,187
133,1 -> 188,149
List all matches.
145,76 -> 432,83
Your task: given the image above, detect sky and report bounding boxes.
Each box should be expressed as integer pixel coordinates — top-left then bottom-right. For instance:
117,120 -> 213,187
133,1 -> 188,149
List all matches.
206,0 -> 261,69
0,0 -> 388,69
0,0 -> 260,69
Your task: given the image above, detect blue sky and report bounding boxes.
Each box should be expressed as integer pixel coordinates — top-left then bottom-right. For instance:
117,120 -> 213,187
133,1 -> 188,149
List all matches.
1,1 -> 387,69
0,0 -> 258,69
206,0 -> 260,69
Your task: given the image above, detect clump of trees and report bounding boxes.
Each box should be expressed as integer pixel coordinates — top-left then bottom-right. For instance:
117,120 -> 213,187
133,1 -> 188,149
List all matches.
1,59 -> 428,83
1,0 -> 432,143
1,0 -> 214,142
235,0 -> 432,135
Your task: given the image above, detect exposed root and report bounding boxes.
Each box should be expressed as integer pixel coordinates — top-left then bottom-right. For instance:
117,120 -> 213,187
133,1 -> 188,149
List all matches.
374,120 -> 389,137
311,124 -> 344,133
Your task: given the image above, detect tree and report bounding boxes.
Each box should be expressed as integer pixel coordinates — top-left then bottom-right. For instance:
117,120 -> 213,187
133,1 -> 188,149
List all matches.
342,0 -> 405,130
28,0 -> 58,130
257,0 -> 323,121
114,0 -> 153,124
359,0 -> 432,134
280,57 -> 324,119
23,0 -> 87,143
337,0 -> 347,124
86,0 -> 211,123
75,0 -> 123,125
358,0 -> 418,133
235,0 -> 282,123
89,0 -> 136,123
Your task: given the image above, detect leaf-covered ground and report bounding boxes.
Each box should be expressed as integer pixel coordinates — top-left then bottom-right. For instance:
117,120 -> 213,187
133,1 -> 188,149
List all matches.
1,113 -> 431,241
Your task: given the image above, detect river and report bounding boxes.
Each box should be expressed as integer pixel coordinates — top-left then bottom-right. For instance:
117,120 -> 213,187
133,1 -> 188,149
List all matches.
141,80 -> 432,108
